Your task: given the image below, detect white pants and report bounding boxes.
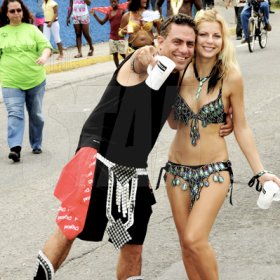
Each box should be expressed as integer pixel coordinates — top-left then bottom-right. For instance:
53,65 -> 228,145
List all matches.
43,20 -> 61,44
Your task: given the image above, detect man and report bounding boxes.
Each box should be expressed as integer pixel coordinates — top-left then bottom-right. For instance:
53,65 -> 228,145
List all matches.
33,14 -> 197,280
91,0 -> 126,67
241,0 -> 271,43
156,0 -> 203,17
225,0 -> 246,40
33,14 -> 231,280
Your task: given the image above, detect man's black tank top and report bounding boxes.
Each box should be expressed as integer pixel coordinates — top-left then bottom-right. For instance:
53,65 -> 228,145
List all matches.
77,57 -> 179,168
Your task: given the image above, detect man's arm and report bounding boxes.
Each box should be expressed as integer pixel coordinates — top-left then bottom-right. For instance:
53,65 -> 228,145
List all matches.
91,10 -> 109,25
220,106 -> 233,137
193,0 -> 203,11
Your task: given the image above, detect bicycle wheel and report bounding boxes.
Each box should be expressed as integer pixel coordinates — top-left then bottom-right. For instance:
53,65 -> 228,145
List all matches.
258,20 -> 267,48
248,18 -> 256,53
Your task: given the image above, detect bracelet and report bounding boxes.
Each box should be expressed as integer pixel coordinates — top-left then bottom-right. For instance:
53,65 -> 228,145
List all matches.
255,170 -> 270,179
248,170 -> 271,192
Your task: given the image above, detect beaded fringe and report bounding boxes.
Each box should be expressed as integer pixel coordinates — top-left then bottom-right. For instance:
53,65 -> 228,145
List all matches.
96,153 -> 147,249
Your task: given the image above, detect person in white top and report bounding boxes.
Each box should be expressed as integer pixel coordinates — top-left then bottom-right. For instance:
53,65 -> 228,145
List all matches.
67,0 -> 94,58
42,0 -> 64,60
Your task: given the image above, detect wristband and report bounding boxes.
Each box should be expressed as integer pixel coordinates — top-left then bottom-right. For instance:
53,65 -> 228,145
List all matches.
248,170 -> 271,192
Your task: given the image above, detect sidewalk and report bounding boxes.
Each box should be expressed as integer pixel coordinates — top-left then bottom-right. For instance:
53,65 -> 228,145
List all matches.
45,41 -> 113,74
45,4 -> 236,76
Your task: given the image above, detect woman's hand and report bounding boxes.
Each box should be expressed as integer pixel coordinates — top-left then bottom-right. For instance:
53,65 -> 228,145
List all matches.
66,17 -> 71,26
36,48 -> 52,65
259,173 -> 280,188
36,56 -> 47,65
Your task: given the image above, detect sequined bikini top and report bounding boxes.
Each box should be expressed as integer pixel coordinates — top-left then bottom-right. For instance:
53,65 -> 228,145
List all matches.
173,88 -> 226,146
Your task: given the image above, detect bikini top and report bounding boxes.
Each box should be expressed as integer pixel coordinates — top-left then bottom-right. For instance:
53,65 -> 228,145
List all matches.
173,77 -> 226,146
128,12 -> 153,33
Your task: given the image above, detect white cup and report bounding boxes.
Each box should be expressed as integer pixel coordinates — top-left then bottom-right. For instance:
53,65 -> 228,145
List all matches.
145,56 -> 176,91
257,181 -> 280,209
127,24 -> 133,34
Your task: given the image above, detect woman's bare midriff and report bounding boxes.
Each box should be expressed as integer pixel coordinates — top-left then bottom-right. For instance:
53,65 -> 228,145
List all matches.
129,31 -> 154,47
168,123 -> 229,165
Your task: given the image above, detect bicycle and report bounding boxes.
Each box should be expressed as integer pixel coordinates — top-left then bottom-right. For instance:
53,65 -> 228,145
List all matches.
247,0 -> 268,52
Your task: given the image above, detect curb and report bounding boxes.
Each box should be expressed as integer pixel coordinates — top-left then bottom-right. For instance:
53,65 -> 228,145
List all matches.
45,54 -> 113,74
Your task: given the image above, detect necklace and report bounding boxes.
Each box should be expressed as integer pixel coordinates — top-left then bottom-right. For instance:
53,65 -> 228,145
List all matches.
193,63 -> 212,100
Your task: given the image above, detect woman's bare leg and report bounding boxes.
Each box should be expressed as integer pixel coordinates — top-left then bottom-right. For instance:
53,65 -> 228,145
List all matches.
81,24 -> 94,55
73,24 -> 83,57
166,173 -> 202,280
182,173 -> 230,280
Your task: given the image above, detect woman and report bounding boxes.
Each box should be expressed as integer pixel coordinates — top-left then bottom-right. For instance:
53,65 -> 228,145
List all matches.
161,9 -> 280,279
0,0 -> 52,162
67,0 -> 94,58
42,0 -> 64,60
119,0 -> 161,52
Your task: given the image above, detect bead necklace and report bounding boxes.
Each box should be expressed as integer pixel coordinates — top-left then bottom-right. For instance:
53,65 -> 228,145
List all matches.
193,63 -> 213,99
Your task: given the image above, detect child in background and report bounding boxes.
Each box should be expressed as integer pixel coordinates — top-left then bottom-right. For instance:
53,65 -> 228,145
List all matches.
35,0 -> 44,32
91,0 -> 126,67
42,0 -> 64,60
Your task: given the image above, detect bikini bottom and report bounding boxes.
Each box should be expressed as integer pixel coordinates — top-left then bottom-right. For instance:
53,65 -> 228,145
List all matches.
156,160 -> 234,207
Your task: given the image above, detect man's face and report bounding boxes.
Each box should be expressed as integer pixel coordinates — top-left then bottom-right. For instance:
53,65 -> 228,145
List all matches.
157,23 -> 196,72
110,0 -> 119,9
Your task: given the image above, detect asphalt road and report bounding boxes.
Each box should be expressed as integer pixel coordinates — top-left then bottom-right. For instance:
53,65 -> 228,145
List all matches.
0,9 -> 280,280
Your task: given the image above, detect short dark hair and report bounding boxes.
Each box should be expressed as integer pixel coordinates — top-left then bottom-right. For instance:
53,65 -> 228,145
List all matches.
0,0 -> 33,27
128,0 -> 150,12
159,13 -> 197,38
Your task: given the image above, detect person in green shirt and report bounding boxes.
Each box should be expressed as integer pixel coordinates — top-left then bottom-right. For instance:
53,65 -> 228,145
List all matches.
0,0 -> 52,163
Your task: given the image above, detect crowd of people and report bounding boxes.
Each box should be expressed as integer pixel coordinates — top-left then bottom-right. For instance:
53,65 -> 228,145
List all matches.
0,0 -> 279,280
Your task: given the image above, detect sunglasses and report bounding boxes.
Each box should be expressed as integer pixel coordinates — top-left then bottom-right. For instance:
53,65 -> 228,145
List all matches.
8,8 -> 22,14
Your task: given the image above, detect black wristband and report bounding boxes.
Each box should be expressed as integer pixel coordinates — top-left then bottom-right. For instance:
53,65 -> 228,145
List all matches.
248,170 -> 271,192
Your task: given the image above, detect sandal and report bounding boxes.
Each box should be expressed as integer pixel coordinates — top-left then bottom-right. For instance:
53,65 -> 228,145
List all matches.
74,53 -> 83,58
56,54 -> 64,60
88,49 -> 94,56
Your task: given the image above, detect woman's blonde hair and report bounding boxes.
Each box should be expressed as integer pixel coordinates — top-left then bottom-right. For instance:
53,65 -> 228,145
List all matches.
194,9 -> 239,78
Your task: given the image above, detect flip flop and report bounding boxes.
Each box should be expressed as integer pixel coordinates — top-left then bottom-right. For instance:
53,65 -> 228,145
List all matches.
56,55 -> 64,60
88,49 -> 94,56
74,53 -> 83,58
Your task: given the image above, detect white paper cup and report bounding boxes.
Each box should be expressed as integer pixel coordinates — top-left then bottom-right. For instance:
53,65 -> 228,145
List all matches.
257,181 -> 280,209
127,24 -> 133,34
145,56 -> 176,90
